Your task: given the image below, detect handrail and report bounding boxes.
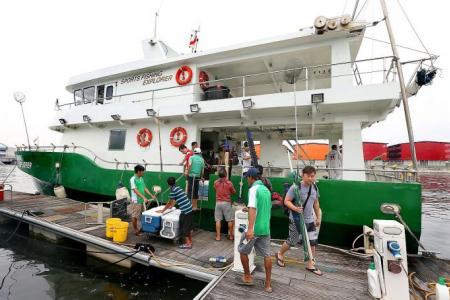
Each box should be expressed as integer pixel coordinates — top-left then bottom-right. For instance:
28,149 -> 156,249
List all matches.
15,145 -> 420,177
57,55 -> 400,109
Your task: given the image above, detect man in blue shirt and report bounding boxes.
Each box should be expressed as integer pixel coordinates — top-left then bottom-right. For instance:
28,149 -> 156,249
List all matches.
158,177 -> 194,249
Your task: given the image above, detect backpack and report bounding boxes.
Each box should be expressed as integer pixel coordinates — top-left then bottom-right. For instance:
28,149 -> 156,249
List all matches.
282,182 -> 318,216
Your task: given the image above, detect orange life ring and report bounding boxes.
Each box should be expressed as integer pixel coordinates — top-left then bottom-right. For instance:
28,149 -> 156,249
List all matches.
137,128 -> 153,148
199,70 -> 210,90
175,66 -> 193,85
169,127 -> 188,147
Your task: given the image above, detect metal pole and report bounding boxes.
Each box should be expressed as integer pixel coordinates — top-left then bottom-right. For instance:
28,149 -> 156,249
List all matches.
19,103 -> 31,150
351,0 -> 360,20
380,0 -> 418,171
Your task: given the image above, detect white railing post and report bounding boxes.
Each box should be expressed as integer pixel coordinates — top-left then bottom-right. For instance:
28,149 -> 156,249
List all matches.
242,76 -> 246,97
305,67 -> 309,90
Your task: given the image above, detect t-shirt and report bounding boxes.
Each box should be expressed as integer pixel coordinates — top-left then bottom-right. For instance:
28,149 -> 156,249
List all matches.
286,182 -> 319,223
242,150 -> 251,172
326,149 -> 342,168
188,154 -> 205,177
214,178 -> 236,202
130,175 -> 146,204
169,185 -> 193,214
247,180 -> 272,236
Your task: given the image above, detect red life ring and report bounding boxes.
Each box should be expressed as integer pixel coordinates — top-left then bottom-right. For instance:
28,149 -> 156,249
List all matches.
137,128 -> 153,148
199,70 -> 210,91
169,127 -> 188,147
175,66 -> 193,85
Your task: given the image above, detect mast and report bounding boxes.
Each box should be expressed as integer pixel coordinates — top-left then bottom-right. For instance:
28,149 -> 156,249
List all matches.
380,0 -> 418,171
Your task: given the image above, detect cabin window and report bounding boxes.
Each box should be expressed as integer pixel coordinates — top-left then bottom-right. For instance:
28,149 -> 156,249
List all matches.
74,89 -> 83,105
108,129 -> 126,151
105,85 -> 114,100
83,86 -> 95,103
96,85 -> 105,104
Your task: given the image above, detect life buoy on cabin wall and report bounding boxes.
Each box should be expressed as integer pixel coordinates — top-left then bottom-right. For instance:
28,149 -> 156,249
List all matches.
175,66 -> 193,85
199,70 -> 210,91
169,127 -> 188,147
137,128 -> 153,148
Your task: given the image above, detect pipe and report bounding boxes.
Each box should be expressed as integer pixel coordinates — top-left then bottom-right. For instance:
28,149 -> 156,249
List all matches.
380,0 -> 418,172
0,207 -> 216,282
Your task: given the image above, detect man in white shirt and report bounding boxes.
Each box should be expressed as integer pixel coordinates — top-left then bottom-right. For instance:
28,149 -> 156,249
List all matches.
326,145 -> 342,179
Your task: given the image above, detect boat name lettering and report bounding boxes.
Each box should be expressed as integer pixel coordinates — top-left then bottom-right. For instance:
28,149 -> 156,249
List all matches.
120,71 -> 173,86
18,161 -> 32,169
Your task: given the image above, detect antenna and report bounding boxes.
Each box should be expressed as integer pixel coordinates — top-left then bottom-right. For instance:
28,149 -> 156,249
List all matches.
153,12 -> 159,40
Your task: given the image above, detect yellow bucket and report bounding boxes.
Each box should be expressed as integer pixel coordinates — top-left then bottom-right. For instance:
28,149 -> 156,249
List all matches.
113,221 -> 129,243
106,218 -> 121,238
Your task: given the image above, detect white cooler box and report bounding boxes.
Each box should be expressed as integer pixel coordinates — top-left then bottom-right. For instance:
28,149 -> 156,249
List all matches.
141,205 -> 175,233
160,209 -> 181,239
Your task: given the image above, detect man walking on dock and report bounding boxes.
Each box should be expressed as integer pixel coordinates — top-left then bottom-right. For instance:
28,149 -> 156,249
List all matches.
237,167 -> 272,293
129,164 -> 156,236
275,166 -> 322,276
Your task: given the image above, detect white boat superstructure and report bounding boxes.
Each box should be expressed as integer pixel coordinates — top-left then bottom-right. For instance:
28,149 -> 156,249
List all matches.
51,16 -> 410,180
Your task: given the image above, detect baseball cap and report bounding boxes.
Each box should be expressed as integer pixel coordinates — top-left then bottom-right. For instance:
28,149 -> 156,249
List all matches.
245,167 -> 260,178
193,147 -> 202,154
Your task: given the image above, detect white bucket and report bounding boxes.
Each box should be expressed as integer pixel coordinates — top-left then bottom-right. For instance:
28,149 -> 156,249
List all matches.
54,185 -> 67,198
115,186 -> 130,201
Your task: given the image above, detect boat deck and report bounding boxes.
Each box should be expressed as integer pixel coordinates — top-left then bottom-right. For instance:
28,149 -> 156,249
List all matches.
0,191 -> 448,299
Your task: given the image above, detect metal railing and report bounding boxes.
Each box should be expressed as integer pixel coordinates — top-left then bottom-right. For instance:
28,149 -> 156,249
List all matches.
56,56 -> 403,110
16,145 -> 420,182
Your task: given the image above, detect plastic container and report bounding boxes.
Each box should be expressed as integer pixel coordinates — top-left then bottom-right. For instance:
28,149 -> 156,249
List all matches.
106,218 -> 122,238
113,221 -> 129,243
198,180 -> 209,198
367,262 -> 381,298
436,276 -> 449,300
160,209 -> 181,239
203,85 -> 230,100
53,185 -> 67,198
141,205 -> 173,233
0,188 -> 4,202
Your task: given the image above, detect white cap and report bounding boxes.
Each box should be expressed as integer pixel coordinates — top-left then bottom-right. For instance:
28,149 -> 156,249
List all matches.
194,147 -> 202,154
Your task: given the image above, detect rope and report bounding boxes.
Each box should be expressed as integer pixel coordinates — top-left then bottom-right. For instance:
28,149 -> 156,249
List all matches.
396,0 -> 434,66
1,164 -> 17,185
354,0 -> 369,20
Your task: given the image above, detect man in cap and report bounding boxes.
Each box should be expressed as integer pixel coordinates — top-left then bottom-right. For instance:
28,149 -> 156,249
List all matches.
236,167 -> 272,293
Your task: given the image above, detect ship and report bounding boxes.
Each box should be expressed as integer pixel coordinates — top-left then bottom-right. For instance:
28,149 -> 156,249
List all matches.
15,12 -> 438,253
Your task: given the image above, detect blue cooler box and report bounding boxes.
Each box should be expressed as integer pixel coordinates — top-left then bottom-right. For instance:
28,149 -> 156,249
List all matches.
141,205 -> 173,233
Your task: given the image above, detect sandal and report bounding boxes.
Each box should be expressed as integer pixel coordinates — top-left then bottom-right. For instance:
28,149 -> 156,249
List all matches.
179,244 -> 192,249
235,275 -> 254,286
275,252 -> 285,267
306,267 -> 323,276
264,281 -> 273,293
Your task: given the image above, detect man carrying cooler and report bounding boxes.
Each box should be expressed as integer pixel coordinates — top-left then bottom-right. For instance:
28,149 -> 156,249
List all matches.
158,177 -> 194,249
236,167 -> 272,293
129,164 -> 156,236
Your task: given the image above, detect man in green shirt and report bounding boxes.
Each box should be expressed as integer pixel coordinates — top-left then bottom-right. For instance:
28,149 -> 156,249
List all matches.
186,147 -> 205,210
236,167 -> 272,293
130,164 -> 156,236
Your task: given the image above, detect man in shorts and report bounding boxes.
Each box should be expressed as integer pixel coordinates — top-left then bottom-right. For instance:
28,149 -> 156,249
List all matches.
275,166 -> 323,276
236,167 -> 272,293
158,177 -> 194,249
129,164 -> 156,236
213,168 -> 236,241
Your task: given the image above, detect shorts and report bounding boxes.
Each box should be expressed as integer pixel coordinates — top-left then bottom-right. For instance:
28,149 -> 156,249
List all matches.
179,211 -> 194,237
187,176 -> 200,200
129,203 -> 144,219
286,218 -> 319,246
214,202 -> 234,222
238,235 -> 271,257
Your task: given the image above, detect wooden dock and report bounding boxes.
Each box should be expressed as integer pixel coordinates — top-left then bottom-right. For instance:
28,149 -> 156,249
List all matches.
0,191 -> 448,300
